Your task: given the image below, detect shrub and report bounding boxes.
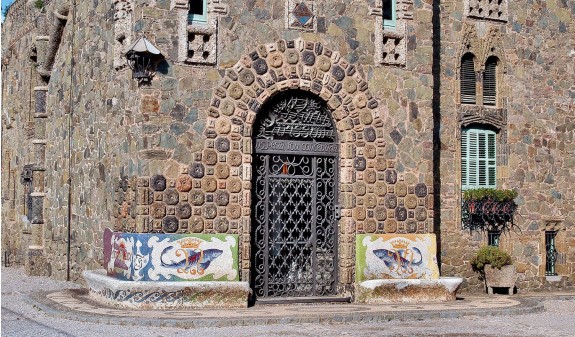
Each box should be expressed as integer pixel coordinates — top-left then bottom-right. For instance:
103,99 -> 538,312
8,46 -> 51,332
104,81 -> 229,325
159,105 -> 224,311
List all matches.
35,0 -> 45,10
470,245 -> 512,272
463,188 -> 518,202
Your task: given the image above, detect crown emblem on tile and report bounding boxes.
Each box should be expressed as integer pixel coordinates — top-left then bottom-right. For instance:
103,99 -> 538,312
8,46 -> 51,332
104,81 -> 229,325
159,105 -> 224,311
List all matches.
179,237 -> 202,249
390,239 -> 411,250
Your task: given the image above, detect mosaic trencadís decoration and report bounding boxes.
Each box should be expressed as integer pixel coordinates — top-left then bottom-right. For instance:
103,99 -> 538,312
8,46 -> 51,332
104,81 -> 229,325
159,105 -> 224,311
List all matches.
103,228 -> 239,282
287,0 -> 316,31
356,234 -> 440,281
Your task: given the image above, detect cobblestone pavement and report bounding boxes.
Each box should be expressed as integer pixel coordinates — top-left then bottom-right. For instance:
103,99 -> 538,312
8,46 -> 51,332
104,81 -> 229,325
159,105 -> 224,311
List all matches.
2,267 -> 574,337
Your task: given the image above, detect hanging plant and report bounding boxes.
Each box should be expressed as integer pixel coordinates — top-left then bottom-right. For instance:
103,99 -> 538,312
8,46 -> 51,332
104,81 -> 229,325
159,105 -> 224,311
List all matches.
462,188 -> 518,231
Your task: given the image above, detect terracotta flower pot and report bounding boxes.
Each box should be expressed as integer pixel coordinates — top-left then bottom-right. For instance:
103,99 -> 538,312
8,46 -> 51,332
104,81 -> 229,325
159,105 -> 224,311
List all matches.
484,264 -> 517,295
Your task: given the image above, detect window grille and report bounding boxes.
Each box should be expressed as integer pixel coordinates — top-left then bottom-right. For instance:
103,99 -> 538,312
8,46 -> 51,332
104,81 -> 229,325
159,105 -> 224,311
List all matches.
488,230 -> 500,247
460,54 -> 476,104
189,0 -> 207,24
462,128 -> 496,190
545,231 -> 558,276
483,57 -> 497,106
382,0 -> 396,29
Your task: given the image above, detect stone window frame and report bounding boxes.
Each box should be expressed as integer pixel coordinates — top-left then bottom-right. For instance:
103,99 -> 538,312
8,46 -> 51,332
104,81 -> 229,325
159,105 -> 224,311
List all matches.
369,0 -> 414,67
540,218 -> 567,280
457,24 -> 507,108
173,0 -> 228,66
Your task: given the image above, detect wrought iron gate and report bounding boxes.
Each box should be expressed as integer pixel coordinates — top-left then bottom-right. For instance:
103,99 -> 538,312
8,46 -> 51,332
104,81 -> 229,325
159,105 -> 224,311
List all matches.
252,93 -> 338,299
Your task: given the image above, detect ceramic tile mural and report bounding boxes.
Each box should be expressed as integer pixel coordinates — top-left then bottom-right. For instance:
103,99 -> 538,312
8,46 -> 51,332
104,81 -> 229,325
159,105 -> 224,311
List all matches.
286,0 -> 316,31
356,234 -> 440,281
103,228 -> 239,281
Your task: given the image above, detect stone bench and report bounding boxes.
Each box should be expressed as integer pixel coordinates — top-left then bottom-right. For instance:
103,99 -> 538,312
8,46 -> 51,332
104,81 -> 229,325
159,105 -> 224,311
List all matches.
355,234 -> 463,303
356,277 -> 463,304
83,269 -> 250,309
83,229 -> 250,309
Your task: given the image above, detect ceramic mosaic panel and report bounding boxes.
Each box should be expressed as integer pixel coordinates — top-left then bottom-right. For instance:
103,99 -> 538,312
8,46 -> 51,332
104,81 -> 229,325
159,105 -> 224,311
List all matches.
286,0 -> 316,31
103,228 -> 239,282
356,234 -> 439,281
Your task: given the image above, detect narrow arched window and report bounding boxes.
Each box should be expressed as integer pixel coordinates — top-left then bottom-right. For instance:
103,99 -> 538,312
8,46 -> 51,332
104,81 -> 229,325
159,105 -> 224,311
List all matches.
189,0 -> 207,24
460,53 -> 476,104
483,56 -> 498,106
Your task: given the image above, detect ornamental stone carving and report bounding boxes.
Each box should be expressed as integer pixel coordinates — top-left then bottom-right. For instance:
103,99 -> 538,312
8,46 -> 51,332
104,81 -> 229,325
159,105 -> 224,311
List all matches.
175,0 -> 229,65
369,0 -> 413,66
464,0 -> 508,22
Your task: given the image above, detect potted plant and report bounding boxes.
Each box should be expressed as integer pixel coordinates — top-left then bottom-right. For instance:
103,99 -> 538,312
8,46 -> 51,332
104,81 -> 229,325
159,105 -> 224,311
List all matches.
470,245 -> 516,295
462,188 -> 518,231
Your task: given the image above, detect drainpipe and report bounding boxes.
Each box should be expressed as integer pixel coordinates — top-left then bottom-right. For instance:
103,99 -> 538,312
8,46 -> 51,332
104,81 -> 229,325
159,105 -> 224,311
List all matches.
56,0 -> 74,282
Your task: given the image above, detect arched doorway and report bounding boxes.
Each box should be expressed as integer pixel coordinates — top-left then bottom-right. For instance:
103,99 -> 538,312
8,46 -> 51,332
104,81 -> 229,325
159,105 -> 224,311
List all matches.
251,91 -> 339,300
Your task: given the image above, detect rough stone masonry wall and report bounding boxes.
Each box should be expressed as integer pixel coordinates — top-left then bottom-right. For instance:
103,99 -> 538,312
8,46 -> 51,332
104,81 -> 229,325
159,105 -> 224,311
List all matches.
1,0 -> 45,268
2,0 -> 573,293
2,0 -> 435,283
109,0 -> 435,291
439,0 -> 575,292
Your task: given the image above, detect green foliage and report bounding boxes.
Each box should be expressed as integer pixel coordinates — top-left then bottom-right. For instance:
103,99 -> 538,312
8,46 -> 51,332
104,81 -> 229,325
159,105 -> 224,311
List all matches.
463,188 -> 518,202
470,245 -> 512,272
35,0 -> 45,10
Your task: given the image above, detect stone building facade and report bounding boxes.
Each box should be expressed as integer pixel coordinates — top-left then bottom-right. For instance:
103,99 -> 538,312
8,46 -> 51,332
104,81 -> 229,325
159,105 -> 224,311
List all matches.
1,0 -> 573,295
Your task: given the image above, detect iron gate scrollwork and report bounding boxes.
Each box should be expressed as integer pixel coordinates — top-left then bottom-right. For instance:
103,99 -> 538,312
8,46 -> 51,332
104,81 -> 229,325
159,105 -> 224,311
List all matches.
252,92 -> 339,299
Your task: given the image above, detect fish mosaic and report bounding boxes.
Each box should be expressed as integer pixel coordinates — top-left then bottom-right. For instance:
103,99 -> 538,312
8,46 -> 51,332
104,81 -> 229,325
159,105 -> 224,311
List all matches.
356,234 -> 440,281
103,228 -> 239,282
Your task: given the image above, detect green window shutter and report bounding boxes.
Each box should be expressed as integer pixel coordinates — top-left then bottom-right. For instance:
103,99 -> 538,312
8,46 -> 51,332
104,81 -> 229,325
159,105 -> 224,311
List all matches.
462,128 -> 497,190
483,58 -> 497,106
189,0 -> 208,24
382,0 -> 397,30
461,54 -> 476,104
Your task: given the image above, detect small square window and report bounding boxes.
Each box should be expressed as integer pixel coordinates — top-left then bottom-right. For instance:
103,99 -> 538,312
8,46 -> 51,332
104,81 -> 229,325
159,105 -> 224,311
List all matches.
189,0 -> 207,24
488,230 -> 500,247
382,0 -> 396,30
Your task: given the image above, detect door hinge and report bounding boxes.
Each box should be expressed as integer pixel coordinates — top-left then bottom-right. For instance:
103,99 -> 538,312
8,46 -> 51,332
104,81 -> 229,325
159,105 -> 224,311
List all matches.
335,204 -> 341,219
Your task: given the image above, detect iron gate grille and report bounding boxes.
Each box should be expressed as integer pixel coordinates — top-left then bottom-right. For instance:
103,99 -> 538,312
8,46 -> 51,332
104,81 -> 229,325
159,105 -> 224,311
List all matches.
252,92 -> 338,299
545,231 -> 558,276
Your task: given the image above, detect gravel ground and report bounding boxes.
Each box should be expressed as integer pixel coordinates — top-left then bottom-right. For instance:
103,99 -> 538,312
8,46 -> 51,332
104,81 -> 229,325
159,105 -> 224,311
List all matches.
2,267 -> 575,337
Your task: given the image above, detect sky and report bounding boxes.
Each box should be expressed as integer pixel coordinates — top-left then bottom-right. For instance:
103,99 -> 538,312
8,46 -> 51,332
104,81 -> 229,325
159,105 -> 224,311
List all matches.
1,0 -> 16,22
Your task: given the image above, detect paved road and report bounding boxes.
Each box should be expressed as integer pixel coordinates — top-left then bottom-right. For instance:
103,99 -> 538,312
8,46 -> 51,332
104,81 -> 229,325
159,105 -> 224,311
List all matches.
2,267 -> 574,336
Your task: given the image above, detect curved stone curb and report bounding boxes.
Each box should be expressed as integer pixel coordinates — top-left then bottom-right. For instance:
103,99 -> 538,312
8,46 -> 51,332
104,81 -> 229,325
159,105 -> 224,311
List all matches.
24,289 -> 564,328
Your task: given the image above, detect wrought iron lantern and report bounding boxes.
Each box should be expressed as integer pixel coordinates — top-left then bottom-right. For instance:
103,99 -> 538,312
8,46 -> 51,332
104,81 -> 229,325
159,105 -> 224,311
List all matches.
125,37 -> 162,84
